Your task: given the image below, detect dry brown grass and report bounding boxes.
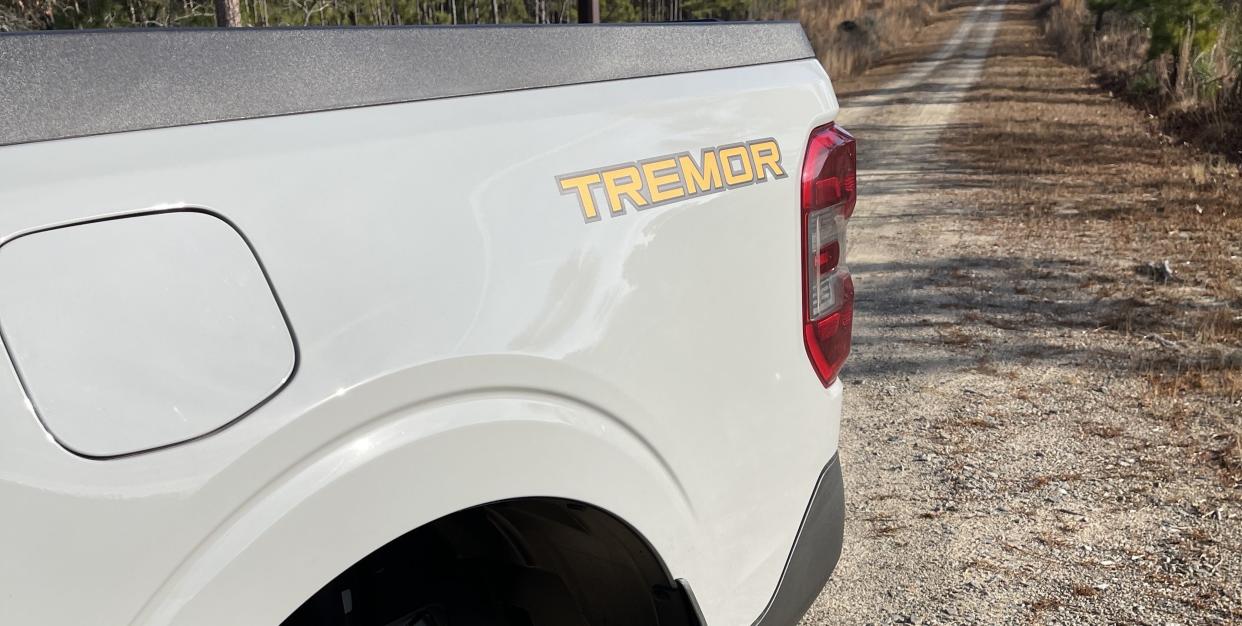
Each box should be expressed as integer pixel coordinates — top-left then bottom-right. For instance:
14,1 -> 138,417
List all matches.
1029,596 -> 1062,613
1195,308 -> 1242,344
1026,473 -> 1082,492
958,416 -> 999,429
862,511 -> 907,537
1205,430 -> 1241,482
947,9 -> 1242,365
799,0 -> 945,77
1042,0 -> 1148,72
1071,584 -> 1099,597
940,4 -> 1242,496
1080,421 -> 1124,439
1035,531 -> 1070,548
935,325 -> 984,347
1145,359 -> 1242,402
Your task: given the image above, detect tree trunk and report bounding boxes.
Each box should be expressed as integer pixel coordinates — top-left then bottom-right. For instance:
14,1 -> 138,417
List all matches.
214,0 -> 241,25
492,0 -> 498,22
577,0 -> 596,22
1173,19 -> 1193,102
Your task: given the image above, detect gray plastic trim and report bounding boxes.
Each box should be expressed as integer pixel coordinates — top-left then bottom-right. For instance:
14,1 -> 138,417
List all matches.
752,454 -> 845,626
0,23 -> 814,147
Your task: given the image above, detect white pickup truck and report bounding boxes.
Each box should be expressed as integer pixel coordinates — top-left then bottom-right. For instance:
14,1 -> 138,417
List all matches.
0,23 -> 855,626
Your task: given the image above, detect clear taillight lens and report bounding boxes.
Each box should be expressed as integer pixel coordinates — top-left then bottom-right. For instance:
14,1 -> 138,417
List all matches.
807,208 -> 847,319
801,123 -> 856,386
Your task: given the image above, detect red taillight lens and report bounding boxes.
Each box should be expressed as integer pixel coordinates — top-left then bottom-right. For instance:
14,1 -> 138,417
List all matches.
802,123 -> 856,386
801,123 -> 857,218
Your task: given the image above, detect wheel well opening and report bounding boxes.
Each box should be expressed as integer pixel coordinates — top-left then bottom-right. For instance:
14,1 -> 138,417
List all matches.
280,498 -> 702,626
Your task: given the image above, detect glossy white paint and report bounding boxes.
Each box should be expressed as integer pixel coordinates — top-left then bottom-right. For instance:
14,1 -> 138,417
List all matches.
0,58 -> 841,625
0,210 -> 295,457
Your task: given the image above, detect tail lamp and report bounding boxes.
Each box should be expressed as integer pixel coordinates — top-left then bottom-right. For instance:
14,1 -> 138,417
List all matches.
801,123 -> 856,386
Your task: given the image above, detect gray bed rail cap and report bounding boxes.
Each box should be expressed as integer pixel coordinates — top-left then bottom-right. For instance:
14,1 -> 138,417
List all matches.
0,22 -> 815,147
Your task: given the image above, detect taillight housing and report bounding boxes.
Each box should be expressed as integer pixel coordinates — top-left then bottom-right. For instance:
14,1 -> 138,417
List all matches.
801,123 -> 856,386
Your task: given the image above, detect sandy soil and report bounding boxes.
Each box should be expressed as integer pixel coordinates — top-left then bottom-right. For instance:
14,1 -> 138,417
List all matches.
799,1 -> 1241,624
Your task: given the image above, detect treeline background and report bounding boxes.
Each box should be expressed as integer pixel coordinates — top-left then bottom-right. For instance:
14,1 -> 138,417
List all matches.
0,0 -> 795,29
0,0 -> 942,76
1,0 -> 949,93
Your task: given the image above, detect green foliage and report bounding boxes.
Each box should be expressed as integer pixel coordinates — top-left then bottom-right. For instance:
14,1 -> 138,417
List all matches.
1145,0 -> 1225,58
679,0 -> 750,21
1083,0 -> 1239,107
1092,0 -> 1227,58
1086,0 -> 1127,13
599,0 -> 638,22
1193,46 -> 1223,100
1126,65 -> 1162,96
1227,2 -> 1242,101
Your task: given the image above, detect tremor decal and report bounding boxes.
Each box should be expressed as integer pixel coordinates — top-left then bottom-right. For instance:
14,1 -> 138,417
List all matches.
556,138 -> 786,223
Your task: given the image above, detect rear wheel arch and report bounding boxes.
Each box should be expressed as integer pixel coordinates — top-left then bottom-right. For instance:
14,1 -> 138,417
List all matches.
280,497 -> 705,626
136,393 -> 698,626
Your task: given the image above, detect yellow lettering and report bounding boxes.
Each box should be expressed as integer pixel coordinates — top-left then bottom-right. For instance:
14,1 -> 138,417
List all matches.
719,145 -> 754,186
678,151 -> 723,195
557,172 -> 603,221
749,140 -> 785,181
559,139 -> 785,222
641,158 -> 685,204
602,165 -> 648,214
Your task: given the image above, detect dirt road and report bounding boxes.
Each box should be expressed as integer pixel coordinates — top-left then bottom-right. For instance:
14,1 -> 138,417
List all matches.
799,1 -> 1241,624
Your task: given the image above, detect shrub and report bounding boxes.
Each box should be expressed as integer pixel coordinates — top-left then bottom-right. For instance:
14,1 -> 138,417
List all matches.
799,0 -> 941,78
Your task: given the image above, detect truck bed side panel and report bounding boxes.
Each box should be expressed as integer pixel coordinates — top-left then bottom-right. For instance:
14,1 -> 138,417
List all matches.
0,59 -> 840,625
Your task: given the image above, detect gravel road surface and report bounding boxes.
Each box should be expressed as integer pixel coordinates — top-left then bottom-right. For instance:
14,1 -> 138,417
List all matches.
799,1 -> 1241,624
